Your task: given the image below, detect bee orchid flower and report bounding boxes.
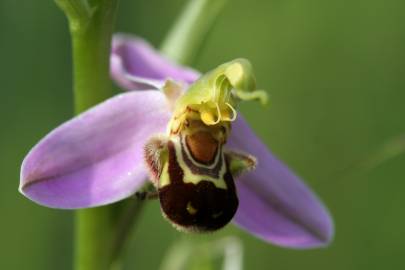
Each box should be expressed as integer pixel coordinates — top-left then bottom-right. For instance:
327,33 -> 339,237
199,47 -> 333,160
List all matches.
20,34 -> 333,249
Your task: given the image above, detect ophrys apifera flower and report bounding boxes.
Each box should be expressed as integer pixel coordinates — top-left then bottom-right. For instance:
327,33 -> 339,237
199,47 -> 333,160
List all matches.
20,34 -> 333,249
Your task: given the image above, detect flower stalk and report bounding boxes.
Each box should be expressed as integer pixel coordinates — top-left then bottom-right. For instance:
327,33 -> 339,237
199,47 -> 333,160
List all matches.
60,0 -> 120,112
56,0 -> 119,270
75,207 -> 115,270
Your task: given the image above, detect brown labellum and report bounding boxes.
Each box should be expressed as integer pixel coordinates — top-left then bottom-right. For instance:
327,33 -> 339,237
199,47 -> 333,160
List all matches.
144,125 -> 255,233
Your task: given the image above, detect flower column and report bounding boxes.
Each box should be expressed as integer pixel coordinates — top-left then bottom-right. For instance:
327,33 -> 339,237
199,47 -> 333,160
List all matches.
55,1 -> 119,270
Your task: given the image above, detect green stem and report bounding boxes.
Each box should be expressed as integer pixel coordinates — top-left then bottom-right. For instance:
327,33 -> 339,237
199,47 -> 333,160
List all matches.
161,0 -> 228,65
72,0 -> 119,263
69,0 -> 119,113
75,200 -> 144,270
56,1 -> 119,270
75,207 -> 116,270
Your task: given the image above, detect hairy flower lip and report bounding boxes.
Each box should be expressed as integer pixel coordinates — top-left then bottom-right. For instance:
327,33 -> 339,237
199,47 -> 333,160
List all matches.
19,34 -> 334,248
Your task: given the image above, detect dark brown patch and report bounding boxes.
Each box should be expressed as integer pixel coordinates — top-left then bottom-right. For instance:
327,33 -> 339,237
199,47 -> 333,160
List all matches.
166,141 -> 184,185
159,160 -> 238,232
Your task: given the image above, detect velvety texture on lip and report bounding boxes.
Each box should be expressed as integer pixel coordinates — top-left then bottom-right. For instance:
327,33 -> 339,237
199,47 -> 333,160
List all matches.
20,91 -> 171,208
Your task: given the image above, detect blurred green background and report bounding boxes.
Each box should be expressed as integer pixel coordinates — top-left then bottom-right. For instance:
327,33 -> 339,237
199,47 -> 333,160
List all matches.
1,0 -> 404,269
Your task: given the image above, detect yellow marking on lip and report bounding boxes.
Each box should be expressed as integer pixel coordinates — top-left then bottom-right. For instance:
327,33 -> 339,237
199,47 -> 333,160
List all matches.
187,202 -> 198,215
184,173 -> 227,189
159,163 -> 171,187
